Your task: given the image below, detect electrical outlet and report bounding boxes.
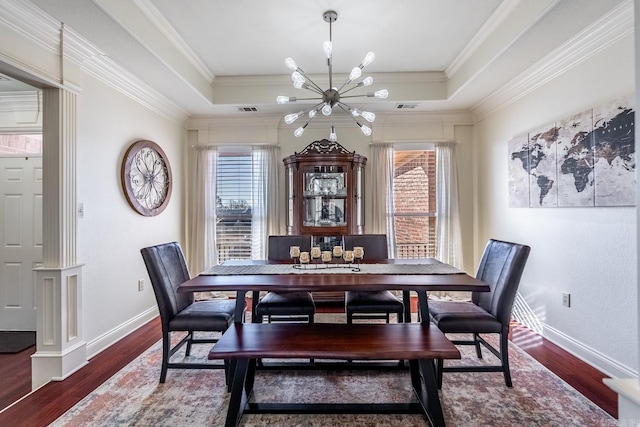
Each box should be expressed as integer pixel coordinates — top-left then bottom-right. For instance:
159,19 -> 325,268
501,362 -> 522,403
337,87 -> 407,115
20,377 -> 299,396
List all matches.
562,292 -> 570,307
138,279 -> 144,292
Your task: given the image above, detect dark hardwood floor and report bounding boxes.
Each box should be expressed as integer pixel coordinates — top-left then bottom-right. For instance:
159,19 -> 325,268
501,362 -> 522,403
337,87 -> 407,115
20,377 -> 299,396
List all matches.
0,304 -> 617,426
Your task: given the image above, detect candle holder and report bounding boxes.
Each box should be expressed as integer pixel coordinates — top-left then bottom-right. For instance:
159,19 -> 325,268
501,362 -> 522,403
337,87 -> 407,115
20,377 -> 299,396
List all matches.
333,245 -> 343,262
290,246 -> 300,265
353,246 -> 364,270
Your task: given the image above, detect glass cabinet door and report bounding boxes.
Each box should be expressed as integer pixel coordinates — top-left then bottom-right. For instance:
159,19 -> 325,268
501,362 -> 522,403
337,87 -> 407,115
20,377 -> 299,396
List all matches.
302,166 -> 347,228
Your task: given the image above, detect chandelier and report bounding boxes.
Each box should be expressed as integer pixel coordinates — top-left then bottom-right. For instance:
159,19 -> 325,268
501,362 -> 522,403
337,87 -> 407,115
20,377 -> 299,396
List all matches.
276,10 -> 388,141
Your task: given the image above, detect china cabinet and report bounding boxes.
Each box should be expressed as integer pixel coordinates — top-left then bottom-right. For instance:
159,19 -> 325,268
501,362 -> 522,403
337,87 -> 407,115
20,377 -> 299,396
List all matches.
284,139 -> 367,238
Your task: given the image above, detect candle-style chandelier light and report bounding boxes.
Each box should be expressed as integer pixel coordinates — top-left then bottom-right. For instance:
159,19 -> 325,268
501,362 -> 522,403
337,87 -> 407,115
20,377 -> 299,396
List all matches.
276,10 -> 389,141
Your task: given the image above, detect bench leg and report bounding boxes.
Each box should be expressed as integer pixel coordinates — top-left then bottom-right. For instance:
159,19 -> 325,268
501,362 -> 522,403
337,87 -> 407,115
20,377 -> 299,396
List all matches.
411,358 -> 446,427
225,358 -> 250,427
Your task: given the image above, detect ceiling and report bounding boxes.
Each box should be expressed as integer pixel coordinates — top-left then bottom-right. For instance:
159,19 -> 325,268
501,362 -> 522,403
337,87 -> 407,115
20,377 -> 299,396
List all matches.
4,0 -> 631,121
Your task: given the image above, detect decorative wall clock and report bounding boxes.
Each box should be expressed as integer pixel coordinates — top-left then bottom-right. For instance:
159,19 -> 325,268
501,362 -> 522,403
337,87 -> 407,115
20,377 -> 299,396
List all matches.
121,140 -> 172,216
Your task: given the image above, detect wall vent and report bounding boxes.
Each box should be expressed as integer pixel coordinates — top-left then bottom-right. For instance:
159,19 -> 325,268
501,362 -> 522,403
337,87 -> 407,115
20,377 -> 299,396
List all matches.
395,103 -> 419,110
236,106 -> 259,112
0,74 -> 11,81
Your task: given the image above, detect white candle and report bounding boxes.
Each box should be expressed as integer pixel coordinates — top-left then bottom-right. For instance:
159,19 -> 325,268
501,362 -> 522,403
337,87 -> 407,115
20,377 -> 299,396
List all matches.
353,246 -> 364,259
311,247 -> 321,259
343,250 -> 354,263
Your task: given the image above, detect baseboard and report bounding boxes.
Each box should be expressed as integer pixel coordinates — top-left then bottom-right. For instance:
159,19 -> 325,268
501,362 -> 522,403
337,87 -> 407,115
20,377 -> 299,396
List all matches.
85,307 -> 159,360
543,322 -> 637,379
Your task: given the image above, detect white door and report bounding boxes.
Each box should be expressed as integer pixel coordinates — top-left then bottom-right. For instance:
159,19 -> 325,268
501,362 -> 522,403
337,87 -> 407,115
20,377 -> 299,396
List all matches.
0,156 -> 43,331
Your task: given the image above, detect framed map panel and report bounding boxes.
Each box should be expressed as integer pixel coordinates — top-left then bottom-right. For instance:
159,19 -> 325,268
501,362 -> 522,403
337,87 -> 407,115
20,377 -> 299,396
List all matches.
508,134 -> 530,207
557,109 -> 595,207
593,94 -> 635,206
528,123 -> 559,207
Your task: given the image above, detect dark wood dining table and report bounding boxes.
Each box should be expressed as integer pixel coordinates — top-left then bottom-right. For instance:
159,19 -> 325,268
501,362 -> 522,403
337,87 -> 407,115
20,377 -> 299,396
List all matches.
177,258 -> 489,324
176,259 -> 488,427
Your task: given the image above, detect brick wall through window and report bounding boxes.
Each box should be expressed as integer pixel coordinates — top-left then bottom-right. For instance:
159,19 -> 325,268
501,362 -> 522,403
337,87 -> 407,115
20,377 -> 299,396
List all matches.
393,150 -> 437,258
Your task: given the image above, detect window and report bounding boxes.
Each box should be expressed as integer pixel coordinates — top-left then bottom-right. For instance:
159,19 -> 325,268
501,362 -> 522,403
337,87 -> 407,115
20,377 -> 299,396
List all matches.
0,133 -> 42,155
393,150 -> 437,258
216,151 -> 253,262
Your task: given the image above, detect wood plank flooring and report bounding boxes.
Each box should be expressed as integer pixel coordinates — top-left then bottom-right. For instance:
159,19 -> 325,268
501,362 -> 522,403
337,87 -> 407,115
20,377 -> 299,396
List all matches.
0,308 -> 617,426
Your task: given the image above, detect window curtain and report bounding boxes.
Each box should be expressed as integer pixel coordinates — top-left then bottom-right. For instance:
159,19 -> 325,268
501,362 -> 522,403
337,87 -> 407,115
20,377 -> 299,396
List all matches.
251,145 -> 280,259
435,141 -> 466,300
187,145 -> 219,299
370,143 -> 396,258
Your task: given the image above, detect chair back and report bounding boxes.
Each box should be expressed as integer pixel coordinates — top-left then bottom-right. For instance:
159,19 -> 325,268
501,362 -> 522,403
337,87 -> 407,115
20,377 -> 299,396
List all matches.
268,235 -> 312,261
141,242 -> 194,329
342,234 -> 388,260
472,239 -> 531,326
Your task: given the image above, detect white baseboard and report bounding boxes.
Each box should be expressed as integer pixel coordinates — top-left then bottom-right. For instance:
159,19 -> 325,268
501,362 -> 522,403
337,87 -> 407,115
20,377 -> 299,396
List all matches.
85,307 -> 159,360
543,322 -> 637,379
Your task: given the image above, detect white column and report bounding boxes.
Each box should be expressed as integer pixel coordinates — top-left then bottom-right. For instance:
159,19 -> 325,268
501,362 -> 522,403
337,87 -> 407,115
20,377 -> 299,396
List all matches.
31,88 -> 86,389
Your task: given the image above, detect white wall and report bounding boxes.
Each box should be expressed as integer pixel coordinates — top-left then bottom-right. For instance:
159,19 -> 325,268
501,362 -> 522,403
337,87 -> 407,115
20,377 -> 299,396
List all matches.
473,34 -> 637,377
76,75 -> 184,354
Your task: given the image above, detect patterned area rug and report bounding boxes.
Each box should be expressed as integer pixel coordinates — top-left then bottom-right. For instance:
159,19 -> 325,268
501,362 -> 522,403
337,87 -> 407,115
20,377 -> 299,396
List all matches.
51,314 -> 615,427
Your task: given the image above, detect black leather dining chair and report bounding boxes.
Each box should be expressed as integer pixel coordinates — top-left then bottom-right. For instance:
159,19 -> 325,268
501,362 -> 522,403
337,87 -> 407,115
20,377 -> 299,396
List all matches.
141,242 -> 237,383
343,234 -> 404,324
254,235 -> 316,323
428,239 -> 531,387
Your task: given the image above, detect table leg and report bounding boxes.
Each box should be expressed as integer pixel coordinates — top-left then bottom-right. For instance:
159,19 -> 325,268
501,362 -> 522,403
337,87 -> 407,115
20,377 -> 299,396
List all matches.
402,290 -> 411,322
225,358 -> 250,427
251,290 -> 260,323
417,290 -> 430,325
234,291 -> 246,323
417,358 -> 446,427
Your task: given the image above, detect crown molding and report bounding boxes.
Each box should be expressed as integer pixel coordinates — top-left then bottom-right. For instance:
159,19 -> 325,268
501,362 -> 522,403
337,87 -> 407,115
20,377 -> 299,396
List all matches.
0,0 -> 188,122
81,54 -> 188,122
471,0 -> 633,122
131,0 -> 214,82
0,90 -> 39,112
212,71 -> 446,88
446,0 -> 522,77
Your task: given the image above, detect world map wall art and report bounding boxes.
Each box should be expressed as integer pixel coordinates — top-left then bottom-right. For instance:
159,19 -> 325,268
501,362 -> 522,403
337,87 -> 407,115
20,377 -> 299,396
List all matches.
508,94 -> 635,208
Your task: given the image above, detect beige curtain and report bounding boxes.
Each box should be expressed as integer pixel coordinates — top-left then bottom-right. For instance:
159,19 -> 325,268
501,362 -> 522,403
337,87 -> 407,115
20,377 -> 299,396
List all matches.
187,146 -> 220,299
251,145 -> 281,259
370,143 -> 396,258
434,141 -> 467,300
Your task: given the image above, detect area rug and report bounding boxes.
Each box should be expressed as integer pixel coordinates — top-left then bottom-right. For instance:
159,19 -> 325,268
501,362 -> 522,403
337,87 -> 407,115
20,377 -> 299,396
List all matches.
0,331 -> 35,354
50,315 -> 615,427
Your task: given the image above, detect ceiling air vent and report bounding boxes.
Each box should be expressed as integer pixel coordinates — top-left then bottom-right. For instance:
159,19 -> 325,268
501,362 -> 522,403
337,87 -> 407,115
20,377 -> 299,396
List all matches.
236,106 -> 259,112
395,103 -> 419,110
0,74 -> 11,81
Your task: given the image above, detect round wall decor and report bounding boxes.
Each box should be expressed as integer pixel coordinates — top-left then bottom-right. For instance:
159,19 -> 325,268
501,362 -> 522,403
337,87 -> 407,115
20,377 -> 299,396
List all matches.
121,139 -> 172,216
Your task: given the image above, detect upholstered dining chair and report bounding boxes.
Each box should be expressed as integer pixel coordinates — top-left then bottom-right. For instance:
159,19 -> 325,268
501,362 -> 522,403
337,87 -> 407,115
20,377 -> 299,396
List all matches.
343,234 -> 404,324
428,239 -> 531,387
141,242 -> 237,383
254,235 -> 316,323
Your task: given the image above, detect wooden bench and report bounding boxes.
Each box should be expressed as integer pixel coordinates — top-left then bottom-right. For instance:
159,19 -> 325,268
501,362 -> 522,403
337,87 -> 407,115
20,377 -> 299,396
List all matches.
209,322 -> 460,427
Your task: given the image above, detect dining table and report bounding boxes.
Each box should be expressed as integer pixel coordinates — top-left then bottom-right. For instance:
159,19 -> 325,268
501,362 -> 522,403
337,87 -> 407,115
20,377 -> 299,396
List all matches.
176,258 -> 488,427
178,258 -> 488,324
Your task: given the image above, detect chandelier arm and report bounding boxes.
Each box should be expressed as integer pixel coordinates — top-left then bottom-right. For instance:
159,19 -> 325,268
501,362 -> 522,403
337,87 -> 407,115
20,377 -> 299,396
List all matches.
300,84 -> 325,95
337,103 -> 361,125
336,76 -> 355,93
339,85 -> 364,96
296,71 -> 325,94
297,102 -> 326,119
291,97 -> 324,101
338,94 -> 371,99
